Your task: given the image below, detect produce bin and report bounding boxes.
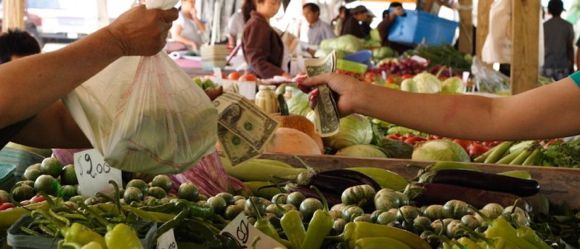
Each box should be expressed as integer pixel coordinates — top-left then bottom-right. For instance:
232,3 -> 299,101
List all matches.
388,10 -> 458,46
261,154 -> 580,208
7,216 -> 157,249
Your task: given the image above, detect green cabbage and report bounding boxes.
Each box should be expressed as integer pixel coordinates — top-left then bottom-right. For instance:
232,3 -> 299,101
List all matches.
286,88 -> 311,116
320,35 -> 365,53
441,77 -> 464,93
336,144 -> 387,158
314,49 -> 349,59
324,114 -> 373,149
372,47 -> 395,61
412,139 -> 470,162
411,72 -> 441,93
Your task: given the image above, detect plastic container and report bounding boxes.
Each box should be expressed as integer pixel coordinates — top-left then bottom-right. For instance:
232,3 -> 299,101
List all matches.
0,163 -> 16,191
337,59 -> 368,74
344,50 -> 372,64
388,10 -> 458,46
7,216 -> 158,249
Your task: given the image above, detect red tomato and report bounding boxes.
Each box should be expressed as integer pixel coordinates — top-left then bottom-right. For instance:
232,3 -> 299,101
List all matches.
401,74 -> 414,79
452,139 -> 472,151
386,134 -> 402,140
227,71 -> 241,80
404,136 -> 425,145
468,143 -> 489,157
30,195 -> 45,203
0,202 -> 15,211
239,73 -> 257,81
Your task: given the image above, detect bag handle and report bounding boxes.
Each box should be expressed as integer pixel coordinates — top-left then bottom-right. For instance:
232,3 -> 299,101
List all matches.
145,0 -> 178,10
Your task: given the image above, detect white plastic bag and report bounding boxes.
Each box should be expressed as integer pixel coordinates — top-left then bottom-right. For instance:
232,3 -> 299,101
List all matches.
64,0 -> 218,174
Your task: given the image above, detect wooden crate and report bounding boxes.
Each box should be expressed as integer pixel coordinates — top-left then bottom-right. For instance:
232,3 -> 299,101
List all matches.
261,154 -> 580,208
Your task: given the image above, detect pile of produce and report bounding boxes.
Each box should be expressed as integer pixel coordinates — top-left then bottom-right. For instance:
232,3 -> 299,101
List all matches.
1,151 -> 579,249
476,140 -> 580,167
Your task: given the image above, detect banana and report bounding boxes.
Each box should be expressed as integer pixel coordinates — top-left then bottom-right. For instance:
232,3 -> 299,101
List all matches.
354,237 -> 412,249
243,181 -> 281,199
347,167 -> 409,191
484,141 -> 515,164
522,148 -> 542,166
427,161 -> 481,172
497,170 -> 533,180
496,150 -> 523,164
222,156 -> 307,182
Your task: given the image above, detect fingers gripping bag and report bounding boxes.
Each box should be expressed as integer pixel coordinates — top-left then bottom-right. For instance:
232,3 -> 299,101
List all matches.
63,0 -> 218,174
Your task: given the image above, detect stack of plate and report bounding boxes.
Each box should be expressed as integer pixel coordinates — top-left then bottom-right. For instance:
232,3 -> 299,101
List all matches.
200,44 -> 229,70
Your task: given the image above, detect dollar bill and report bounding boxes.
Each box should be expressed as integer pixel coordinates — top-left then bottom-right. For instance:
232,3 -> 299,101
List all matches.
214,92 -> 279,165
304,51 -> 340,137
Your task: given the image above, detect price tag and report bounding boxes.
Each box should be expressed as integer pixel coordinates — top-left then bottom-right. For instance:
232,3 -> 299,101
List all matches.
157,229 -> 177,249
220,213 -> 286,249
74,149 -> 122,197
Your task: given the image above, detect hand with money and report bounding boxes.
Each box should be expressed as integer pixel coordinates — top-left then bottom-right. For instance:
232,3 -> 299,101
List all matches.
297,73 -> 367,117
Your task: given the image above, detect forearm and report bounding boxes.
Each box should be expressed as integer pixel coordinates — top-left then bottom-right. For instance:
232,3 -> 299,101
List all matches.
353,84 -> 502,140
0,28 -> 123,128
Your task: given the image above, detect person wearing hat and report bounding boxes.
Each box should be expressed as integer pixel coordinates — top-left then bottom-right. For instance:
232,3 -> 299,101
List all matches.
340,5 -> 373,39
543,0 -> 575,81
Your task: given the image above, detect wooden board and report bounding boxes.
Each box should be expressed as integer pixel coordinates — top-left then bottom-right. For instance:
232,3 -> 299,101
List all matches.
475,0 -> 493,58
510,0 -> 540,94
261,154 -> 580,208
457,0 -> 473,54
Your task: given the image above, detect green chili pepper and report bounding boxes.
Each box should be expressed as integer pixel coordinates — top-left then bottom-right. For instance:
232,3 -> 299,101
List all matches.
342,222 -> 431,249
157,206 -> 189,239
105,223 -> 143,249
302,186 -> 334,249
249,197 -> 282,242
82,241 -> 104,249
280,209 -> 306,249
484,216 -> 539,249
457,237 -> 483,249
516,226 -> 551,249
122,205 -> 174,223
354,237 -> 412,249
62,223 -> 107,248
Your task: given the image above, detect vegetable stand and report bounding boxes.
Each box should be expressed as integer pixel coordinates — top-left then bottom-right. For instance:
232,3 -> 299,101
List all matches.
262,154 -> 580,208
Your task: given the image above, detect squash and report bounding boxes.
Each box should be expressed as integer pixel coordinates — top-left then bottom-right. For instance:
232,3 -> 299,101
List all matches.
271,114 -> 324,151
265,128 -> 322,155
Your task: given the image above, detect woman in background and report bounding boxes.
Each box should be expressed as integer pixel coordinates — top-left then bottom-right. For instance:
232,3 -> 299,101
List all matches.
171,0 -> 207,52
241,0 -> 290,78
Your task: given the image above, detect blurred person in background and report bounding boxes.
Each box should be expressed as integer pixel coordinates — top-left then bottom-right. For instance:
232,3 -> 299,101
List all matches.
341,5 -> 373,39
542,0 -> 574,80
171,0 -> 207,52
299,3 -> 335,57
331,6 -> 347,37
0,6 -> 177,148
242,0 -> 290,78
227,1 -> 246,49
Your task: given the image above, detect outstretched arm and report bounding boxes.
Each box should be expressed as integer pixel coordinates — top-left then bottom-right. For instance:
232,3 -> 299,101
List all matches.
300,74 -> 580,140
0,6 -> 177,129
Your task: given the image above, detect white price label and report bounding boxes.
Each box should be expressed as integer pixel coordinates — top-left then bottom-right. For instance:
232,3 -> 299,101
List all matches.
220,213 -> 286,249
74,149 -> 122,197
157,229 -> 177,249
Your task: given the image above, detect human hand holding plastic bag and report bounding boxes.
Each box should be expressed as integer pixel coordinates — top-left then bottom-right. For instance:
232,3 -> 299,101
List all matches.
64,0 -> 218,174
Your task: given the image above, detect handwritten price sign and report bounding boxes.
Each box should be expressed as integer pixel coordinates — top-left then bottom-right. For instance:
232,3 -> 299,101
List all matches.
74,149 -> 122,197
220,213 -> 286,249
157,229 -> 177,249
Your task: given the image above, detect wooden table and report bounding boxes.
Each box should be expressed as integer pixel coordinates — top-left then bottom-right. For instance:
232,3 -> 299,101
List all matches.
261,154 -> 580,208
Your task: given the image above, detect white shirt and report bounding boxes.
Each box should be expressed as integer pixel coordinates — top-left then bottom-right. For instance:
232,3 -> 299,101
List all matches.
174,12 -> 207,48
228,11 -> 245,42
298,19 -> 336,49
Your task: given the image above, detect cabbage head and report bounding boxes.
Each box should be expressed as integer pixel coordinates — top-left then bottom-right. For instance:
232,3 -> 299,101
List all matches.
401,73 -> 441,93
324,114 -> 373,149
372,47 -> 395,61
441,77 -> 464,93
336,144 -> 387,158
286,87 -> 311,116
412,139 -> 470,162
321,35 -> 365,53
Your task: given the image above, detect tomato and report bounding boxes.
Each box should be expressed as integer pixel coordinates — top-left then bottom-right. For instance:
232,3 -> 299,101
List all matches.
467,143 -> 489,158
0,202 -> 15,211
30,195 -> 45,203
401,74 -> 414,79
239,73 -> 257,81
404,136 -> 426,145
386,134 -> 402,140
452,139 -> 472,151
227,71 -> 241,80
